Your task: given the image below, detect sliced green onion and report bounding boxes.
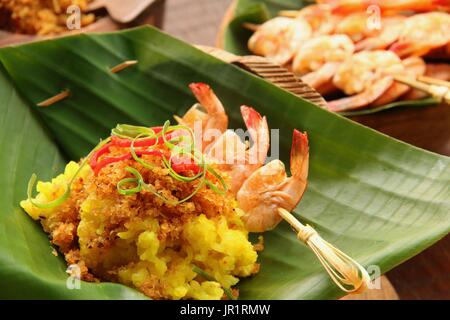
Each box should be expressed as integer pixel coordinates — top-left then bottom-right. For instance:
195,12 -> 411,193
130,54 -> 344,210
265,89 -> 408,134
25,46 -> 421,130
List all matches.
130,132 -> 157,170
112,124 -> 156,139
192,265 -> 236,300
117,177 -> 142,195
27,138 -> 112,209
162,120 -> 196,152
120,165 -> 207,206
27,174 -> 71,209
205,165 -> 228,195
162,155 -> 205,183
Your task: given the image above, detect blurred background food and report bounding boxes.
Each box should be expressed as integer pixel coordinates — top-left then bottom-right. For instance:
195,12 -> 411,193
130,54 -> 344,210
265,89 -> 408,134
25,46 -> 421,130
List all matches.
0,0 -> 166,46
245,4 -> 450,112
0,0 -> 95,35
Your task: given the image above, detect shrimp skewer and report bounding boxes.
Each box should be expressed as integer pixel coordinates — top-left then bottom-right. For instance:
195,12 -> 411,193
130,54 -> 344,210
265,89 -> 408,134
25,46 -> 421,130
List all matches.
372,56 -> 426,106
329,50 -> 405,111
390,12 -> 450,57
248,17 -> 313,66
318,0 -> 450,14
176,83 -> 228,151
329,54 -> 426,111
334,12 -> 376,43
328,76 -> 394,111
236,129 -> 370,293
280,4 -> 340,35
207,106 -> 270,194
403,63 -> 450,100
292,34 -> 354,92
237,130 -> 309,233
301,62 -> 341,95
355,16 -> 406,51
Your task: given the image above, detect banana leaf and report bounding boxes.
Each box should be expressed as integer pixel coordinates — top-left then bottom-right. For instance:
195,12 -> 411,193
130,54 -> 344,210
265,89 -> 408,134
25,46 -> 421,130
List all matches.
0,27 -> 449,300
222,0 -> 438,114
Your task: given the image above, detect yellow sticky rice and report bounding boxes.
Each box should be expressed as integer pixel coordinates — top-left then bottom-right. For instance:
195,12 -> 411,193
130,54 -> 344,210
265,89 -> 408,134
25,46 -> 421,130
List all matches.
21,159 -> 259,300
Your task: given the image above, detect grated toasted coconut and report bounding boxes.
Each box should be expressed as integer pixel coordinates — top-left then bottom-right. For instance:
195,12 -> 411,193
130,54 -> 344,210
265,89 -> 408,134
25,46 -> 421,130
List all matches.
253,235 -> 265,252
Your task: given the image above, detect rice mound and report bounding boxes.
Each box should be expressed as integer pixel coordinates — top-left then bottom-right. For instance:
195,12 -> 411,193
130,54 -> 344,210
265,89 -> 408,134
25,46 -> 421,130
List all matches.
21,155 -> 260,300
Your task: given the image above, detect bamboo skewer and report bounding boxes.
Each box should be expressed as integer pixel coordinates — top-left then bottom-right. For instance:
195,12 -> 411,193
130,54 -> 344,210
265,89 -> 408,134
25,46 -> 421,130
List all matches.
37,89 -> 71,107
242,22 -> 260,32
278,10 -> 300,18
394,75 -> 450,105
417,76 -> 450,89
278,208 -> 371,294
110,60 -> 138,74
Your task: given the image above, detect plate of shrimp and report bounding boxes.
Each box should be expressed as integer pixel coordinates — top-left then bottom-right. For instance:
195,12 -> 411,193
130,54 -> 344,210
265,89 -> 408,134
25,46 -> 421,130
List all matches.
221,0 -> 450,113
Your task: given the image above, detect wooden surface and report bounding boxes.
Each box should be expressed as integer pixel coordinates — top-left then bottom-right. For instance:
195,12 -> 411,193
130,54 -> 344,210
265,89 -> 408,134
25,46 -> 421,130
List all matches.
88,0 -> 157,23
163,0 -> 232,45
164,0 -> 450,300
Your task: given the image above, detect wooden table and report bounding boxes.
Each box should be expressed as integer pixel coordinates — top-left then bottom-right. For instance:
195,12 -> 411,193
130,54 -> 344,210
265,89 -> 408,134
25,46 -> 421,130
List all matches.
162,0 -> 450,300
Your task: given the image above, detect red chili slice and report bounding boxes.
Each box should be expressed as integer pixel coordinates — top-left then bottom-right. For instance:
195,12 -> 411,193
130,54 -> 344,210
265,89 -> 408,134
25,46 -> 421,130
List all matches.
92,126 -> 196,176
111,132 -> 178,148
90,142 -> 113,169
94,150 -> 164,175
111,136 -> 157,148
171,163 -> 201,175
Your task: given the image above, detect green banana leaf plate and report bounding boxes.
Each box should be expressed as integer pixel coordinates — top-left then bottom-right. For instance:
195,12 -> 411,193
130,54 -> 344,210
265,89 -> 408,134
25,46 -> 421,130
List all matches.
221,0 -> 441,115
0,26 -> 449,300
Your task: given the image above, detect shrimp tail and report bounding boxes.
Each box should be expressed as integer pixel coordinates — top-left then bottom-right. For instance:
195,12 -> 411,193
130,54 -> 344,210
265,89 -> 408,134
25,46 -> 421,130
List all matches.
241,106 -> 270,164
189,83 -> 226,115
290,130 -> 309,180
240,105 -> 266,139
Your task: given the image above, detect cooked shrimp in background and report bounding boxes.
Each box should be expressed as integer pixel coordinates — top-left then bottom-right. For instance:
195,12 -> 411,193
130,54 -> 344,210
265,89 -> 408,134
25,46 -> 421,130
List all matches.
248,17 -> 313,65
293,34 -> 354,90
247,0 -> 450,112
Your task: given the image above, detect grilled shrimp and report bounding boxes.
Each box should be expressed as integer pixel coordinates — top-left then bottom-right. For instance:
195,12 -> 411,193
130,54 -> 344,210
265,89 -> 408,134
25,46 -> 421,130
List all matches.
295,4 -> 340,35
248,17 -> 313,66
328,76 -> 394,111
293,34 -> 354,90
333,50 -> 404,96
318,0 -> 450,14
176,83 -> 228,151
207,106 -> 270,194
355,16 -> 406,51
390,12 -> 450,57
335,12 -> 376,42
372,56 -> 426,106
238,130 -> 309,233
403,63 -> 450,100
329,50 -> 405,111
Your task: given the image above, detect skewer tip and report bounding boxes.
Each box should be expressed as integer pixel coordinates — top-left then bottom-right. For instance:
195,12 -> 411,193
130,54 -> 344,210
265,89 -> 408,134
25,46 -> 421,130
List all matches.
242,22 -> 260,32
110,60 -> 138,74
37,89 -> 71,107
